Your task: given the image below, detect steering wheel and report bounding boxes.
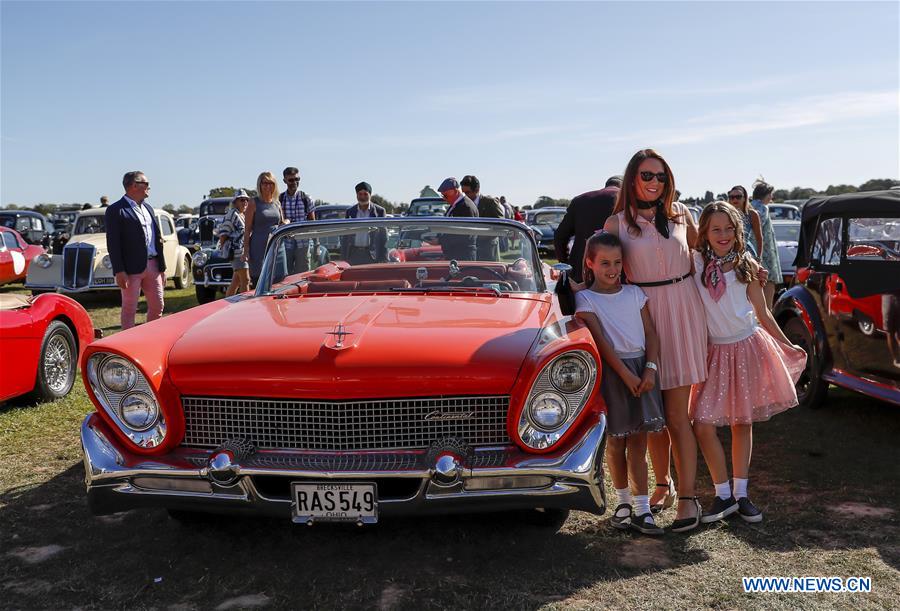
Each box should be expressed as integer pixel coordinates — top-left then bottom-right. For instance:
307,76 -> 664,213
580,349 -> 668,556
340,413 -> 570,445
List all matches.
457,265 -> 507,281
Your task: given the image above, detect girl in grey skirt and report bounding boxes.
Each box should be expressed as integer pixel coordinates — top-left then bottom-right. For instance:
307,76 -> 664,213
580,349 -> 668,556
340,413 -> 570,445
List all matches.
575,232 -> 666,536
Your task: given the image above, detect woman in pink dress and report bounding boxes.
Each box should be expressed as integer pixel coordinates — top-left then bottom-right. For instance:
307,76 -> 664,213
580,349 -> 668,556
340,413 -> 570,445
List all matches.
603,148 -> 707,531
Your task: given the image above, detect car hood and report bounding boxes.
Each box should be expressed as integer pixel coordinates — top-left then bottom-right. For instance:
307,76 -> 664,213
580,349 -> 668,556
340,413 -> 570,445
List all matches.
167,293 -> 550,398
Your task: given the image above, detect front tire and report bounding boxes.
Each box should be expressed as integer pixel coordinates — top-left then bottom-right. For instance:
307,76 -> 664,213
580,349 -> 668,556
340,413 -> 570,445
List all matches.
174,255 -> 192,289
784,317 -> 828,409
194,285 -> 217,304
32,320 -> 77,402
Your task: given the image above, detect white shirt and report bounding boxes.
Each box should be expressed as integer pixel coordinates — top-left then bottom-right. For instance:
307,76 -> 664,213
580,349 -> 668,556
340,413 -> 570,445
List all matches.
124,195 -> 157,257
354,205 -> 374,247
575,285 -> 648,356
692,252 -> 757,343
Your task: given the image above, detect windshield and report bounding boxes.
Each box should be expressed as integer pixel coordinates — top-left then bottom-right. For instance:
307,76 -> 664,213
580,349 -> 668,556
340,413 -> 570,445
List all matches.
774,223 -> 800,242
316,207 -> 350,220
256,219 -> 544,295
532,211 -> 565,226
409,201 -> 448,216
0,215 -> 15,229
200,201 -> 231,217
74,216 -> 106,234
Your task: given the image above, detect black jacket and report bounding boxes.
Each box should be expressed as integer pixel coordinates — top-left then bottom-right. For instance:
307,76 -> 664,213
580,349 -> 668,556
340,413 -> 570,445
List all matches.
105,197 -> 167,275
554,187 -> 619,282
341,203 -> 387,262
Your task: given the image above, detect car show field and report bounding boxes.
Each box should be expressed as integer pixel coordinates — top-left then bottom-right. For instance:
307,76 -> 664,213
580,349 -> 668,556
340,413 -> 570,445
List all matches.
1,275 -> 898,610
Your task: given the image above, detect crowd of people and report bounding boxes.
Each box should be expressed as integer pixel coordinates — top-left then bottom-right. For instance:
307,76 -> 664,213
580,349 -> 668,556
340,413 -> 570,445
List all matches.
105,151 -> 804,536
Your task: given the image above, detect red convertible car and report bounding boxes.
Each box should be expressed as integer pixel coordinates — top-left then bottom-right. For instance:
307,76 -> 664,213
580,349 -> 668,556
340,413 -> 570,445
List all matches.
0,227 -> 45,286
0,292 -> 96,403
81,218 -> 607,527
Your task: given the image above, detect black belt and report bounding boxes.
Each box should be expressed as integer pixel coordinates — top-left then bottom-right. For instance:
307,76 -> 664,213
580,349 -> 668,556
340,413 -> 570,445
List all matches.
350,245 -> 370,250
631,271 -> 691,287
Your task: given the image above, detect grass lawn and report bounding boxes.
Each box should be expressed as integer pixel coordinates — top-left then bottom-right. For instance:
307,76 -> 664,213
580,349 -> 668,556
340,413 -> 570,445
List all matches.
1,281 -> 898,609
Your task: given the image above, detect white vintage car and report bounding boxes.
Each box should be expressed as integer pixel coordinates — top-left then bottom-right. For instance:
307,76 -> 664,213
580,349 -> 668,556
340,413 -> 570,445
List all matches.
25,208 -> 193,294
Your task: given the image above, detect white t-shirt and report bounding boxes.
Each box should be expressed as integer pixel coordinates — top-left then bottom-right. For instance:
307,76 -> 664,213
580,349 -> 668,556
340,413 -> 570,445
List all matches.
575,285 -> 648,356
692,252 -> 757,342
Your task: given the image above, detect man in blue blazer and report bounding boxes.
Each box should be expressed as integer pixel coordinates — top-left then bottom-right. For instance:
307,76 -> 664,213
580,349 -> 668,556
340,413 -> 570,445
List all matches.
105,171 -> 167,330
341,182 -> 387,264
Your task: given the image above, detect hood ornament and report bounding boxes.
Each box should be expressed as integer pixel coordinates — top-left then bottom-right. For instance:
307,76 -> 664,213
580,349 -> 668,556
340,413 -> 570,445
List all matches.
326,323 -> 353,349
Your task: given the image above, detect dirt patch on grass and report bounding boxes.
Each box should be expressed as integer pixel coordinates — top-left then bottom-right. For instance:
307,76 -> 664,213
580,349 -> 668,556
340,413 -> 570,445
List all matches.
829,502 -> 896,519
617,538 -> 673,570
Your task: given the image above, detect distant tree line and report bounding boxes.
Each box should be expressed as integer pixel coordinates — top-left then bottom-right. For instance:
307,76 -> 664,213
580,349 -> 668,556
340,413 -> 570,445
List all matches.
680,178 -> 898,207
5,178 -> 896,215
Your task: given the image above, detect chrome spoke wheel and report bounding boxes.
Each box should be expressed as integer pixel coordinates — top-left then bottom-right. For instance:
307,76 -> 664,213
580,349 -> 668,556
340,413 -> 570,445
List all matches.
44,333 -> 72,393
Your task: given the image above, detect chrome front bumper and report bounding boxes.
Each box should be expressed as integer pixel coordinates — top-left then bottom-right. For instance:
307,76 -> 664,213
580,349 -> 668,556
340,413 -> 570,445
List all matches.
81,413 -> 607,519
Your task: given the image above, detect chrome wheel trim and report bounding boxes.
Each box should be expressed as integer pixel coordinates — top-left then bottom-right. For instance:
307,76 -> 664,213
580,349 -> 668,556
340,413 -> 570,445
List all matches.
44,333 -> 72,393
181,257 -> 191,285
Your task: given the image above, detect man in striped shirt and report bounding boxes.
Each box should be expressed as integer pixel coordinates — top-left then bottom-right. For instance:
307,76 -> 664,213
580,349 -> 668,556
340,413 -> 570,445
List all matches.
280,166 -> 316,272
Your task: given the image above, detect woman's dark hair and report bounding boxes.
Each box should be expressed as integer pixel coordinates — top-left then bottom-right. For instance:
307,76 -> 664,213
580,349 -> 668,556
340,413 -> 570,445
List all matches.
751,181 -> 774,201
613,148 -> 681,236
582,231 -> 623,288
729,185 -> 749,213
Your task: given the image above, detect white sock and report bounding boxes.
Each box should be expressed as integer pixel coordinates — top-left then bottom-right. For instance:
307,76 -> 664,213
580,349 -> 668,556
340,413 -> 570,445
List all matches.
733,478 -> 748,499
634,494 -> 651,517
615,487 -> 632,507
714,481 -> 732,500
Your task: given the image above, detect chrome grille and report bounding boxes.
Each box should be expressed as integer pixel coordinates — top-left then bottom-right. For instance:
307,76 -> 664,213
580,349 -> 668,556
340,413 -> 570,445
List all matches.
180,395 -> 511,451
63,243 -> 94,289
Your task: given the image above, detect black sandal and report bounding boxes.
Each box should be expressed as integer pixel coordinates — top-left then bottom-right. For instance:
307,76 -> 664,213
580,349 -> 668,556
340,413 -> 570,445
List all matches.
669,497 -> 702,533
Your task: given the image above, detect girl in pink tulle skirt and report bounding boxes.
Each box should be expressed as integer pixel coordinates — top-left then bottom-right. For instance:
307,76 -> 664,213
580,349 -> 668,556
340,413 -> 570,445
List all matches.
689,202 -> 807,524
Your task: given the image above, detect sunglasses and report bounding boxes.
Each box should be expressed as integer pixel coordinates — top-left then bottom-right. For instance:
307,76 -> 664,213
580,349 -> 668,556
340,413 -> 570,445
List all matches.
285,177 -> 300,183
727,194 -> 743,201
639,171 -> 667,183
134,180 -> 149,186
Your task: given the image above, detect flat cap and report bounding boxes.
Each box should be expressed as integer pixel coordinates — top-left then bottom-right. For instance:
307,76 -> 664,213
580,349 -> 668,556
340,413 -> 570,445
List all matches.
438,177 -> 459,192
355,181 -> 372,194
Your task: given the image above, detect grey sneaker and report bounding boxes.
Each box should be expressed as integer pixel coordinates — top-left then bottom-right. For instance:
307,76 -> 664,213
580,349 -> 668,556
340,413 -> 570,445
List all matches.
737,497 -> 763,523
610,503 -> 632,530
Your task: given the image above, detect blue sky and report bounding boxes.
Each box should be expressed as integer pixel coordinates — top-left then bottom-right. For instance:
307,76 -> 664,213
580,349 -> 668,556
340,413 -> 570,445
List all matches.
2,1 -> 898,208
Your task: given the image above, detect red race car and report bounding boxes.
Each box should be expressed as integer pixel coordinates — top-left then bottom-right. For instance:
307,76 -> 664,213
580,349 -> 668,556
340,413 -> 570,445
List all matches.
0,292 -> 96,403
0,227 -> 45,286
81,218 -> 606,528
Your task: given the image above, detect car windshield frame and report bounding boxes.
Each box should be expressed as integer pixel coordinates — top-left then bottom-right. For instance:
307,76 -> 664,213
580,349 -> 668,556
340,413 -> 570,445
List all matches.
773,223 -> 800,242
255,217 -> 547,296
73,215 -> 106,235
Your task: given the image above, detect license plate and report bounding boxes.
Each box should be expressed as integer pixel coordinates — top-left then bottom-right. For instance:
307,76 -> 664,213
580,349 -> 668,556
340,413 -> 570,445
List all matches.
291,482 -> 378,524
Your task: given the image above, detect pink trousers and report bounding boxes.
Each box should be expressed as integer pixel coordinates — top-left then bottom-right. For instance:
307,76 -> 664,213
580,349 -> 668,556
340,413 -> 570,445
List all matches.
120,258 -> 165,330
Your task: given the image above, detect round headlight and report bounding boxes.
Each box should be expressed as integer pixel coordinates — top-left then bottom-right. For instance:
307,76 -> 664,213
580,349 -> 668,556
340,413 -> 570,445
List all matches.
101,254 -> 112,269
119,392 -> 159,431
529,392 -> 568,431
550,355 -> 589,393
35,253 -> 52,268
193,251 -> 209,267
100,357 -> 137,392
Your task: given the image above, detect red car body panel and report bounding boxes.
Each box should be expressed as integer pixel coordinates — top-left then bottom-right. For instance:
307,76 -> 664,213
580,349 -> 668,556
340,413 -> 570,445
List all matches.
83,284 -> 606,456
0,293 -> 95,401
826,273 -> 884,330
0,227 -> 44,286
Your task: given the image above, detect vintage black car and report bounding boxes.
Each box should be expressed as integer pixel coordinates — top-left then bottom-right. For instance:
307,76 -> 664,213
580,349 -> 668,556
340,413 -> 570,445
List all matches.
525,207 -> 567,256
774,190 -> 900,409
0,210 -> 54,249
179,198 -> 230,251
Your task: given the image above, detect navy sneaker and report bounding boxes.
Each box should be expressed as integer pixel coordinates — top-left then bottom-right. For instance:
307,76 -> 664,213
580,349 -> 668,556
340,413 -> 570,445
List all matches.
700,495 -> 739,523
631,512 -> 664,536
610,503 -> 632,530
737,497 -> 763,523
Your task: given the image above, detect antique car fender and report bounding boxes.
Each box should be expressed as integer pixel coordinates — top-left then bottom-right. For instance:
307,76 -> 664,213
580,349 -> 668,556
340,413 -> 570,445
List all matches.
81,299 -> 231,455
0,293 -> 95,401
507,312 -> 605,455
774,282 -> 831,372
